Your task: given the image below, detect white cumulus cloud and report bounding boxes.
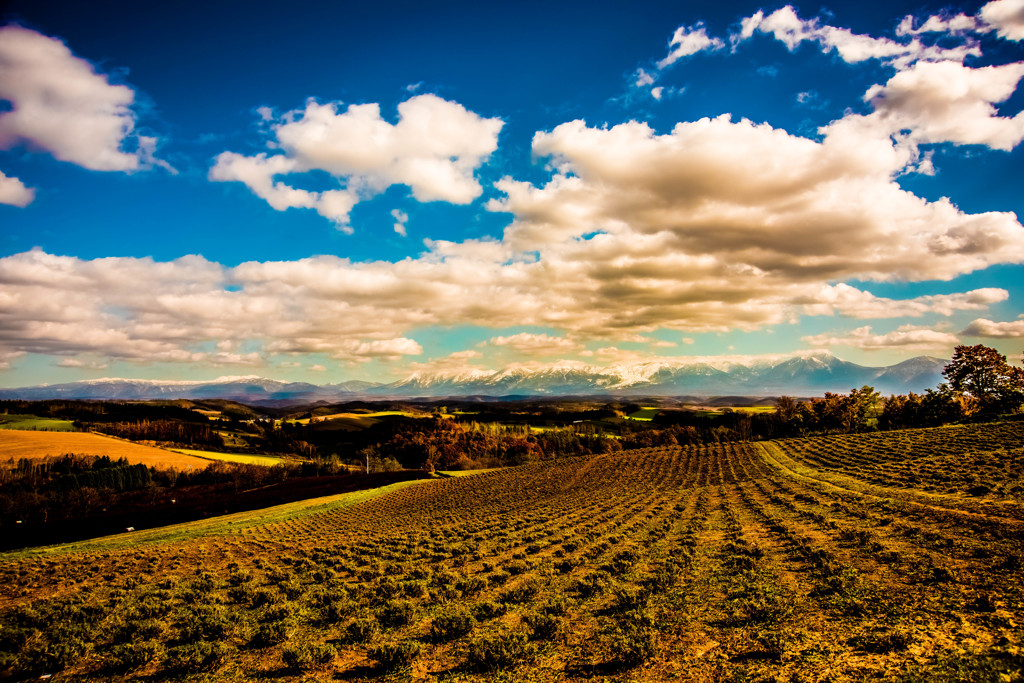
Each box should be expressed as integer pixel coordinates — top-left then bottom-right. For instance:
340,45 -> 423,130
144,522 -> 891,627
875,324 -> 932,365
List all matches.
489,333 -> 582,356
980,0 -> 1024,41
802,325 -> 961,350
961,316 -> 1024,338
210,94 -> 503,229
802,284 -> 1009,319
0,170 -> 33,206
634,68 -> 656,87
897,12 -> 981,36
864,60 -> 1024,151
392,209 -> 409,236
657,22 -> 724,68
0,25 -> 156,172
492,116 -> 1024,284
737,5 -> 981,67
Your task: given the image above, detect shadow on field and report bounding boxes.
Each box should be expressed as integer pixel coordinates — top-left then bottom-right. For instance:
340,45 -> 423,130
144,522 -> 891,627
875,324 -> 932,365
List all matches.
2,469 -> 431,551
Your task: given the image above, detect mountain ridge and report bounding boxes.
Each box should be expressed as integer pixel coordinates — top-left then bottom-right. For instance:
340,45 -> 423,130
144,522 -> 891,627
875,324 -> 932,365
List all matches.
0,353 -> 948,402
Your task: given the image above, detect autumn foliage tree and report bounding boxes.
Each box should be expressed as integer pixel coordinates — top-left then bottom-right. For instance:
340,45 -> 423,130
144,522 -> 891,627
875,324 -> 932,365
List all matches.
942,345 -> 1024,415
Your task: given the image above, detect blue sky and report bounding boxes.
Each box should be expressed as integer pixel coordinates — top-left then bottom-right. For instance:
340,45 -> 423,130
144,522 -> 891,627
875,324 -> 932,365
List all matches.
0,0 -> 1022,386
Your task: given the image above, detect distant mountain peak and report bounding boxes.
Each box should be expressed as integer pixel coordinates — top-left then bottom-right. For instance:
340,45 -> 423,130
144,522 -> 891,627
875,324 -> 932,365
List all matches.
85,374 -> 266,386
0,353 -> 948,402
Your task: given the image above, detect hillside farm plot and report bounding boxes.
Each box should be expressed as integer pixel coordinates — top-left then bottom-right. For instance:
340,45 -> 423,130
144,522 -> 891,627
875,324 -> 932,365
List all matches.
295,410 -> 433,433
0,422 -> 1021,681
0,430 -> 209,470
0,414 -> 76,432
169,449 -> 285,467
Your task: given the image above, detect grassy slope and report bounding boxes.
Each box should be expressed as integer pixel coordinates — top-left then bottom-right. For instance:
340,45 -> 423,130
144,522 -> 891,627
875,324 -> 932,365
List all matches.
625,407 -> 659,421
1,479 -> 429,560
0,414 -> 77,431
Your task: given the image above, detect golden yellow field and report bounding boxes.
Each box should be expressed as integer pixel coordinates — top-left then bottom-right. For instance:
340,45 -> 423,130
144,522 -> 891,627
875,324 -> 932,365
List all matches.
0,429 -> 209,470
299,410 -> 424,424
169,448 -> 284,467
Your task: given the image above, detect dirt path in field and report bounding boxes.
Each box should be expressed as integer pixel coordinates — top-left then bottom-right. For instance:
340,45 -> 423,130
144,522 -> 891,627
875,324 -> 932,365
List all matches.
756,441 -> 1024,527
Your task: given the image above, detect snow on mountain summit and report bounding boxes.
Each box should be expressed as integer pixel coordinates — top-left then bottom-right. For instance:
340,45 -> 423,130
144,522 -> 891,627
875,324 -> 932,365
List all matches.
0,352 -> 946,400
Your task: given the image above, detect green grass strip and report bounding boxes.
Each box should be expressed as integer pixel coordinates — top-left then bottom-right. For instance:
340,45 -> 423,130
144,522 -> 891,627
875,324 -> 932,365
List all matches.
625,407 -> 659,421
0,414 -> 77,431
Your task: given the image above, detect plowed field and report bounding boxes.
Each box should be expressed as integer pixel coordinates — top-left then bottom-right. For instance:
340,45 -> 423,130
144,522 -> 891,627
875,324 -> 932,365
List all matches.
1,421 -> 1021,681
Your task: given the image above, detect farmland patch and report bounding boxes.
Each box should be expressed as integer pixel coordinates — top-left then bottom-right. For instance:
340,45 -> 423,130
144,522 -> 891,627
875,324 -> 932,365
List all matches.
169,449 -> 285,467
0,430 -> 208,469
0,422 -> 1021,681
0,414 -> 77,432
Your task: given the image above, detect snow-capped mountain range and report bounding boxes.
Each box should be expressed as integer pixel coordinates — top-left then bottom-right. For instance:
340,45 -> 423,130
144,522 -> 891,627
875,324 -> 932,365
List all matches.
0,352 -> 948,402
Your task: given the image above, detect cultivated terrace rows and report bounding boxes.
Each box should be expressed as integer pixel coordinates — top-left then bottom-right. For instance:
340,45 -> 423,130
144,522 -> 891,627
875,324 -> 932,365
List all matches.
0,421 -> 1022,681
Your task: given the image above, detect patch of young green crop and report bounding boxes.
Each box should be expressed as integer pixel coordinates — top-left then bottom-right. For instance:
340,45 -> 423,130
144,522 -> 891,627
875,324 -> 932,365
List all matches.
625,407 -> 660,421
0,413 -> 77,431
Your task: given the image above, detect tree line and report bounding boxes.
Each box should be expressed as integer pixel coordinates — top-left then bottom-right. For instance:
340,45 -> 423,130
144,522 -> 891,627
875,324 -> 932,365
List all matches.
354,418 -> 623,472
88,419 -> 225,447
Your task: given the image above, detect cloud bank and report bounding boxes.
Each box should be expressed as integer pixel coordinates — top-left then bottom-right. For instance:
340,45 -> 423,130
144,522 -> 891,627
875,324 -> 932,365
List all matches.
803,325 -> 961,350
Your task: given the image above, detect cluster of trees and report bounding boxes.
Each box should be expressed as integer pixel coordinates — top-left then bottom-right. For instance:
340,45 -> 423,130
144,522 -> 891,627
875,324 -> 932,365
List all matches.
766,345 -> 1023,436
0,454 -> 152,492
942,344 -> 1024,414
357,418 -> 622,471
0,455 -> 157,529
875,345 -> 1024,428
0,453 -> 367,531
247,419 -> 318,457
88,419 -> 225,447
877,389 -> 975,430
760,385 -> 961,436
